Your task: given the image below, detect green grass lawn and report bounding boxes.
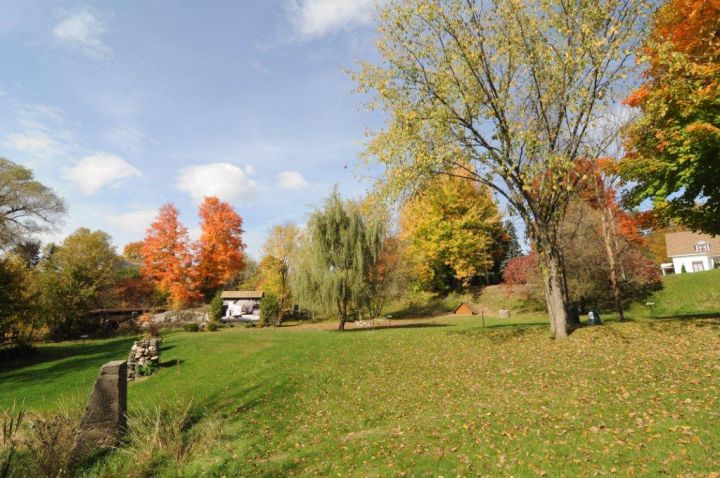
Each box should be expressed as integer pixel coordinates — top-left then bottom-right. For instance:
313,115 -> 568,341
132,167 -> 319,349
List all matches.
2,312 -> 720,476
626,269 -> 720,319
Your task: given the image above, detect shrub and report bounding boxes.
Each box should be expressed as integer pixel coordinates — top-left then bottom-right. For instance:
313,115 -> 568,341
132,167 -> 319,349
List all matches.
183,323 -> 199,333
259,293 -> 280,327
207,322 -> 219,332
25,409 -> 78,478
208,291 -> 223,323
137,361 -> 159,377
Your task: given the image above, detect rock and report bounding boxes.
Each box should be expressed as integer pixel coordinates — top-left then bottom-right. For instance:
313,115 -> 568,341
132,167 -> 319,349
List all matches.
127,338 -> 162,381
72,361 -> 127,459
499,309 -> 510,318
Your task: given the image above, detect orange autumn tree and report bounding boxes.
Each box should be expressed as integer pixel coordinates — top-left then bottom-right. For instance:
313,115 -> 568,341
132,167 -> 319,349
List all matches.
195,196 -> 246,297
141,204 -> 199,308
622,0 -> 720,234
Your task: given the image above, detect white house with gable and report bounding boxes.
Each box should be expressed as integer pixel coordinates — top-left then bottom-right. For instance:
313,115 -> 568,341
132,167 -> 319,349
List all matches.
661,231 -> 720,275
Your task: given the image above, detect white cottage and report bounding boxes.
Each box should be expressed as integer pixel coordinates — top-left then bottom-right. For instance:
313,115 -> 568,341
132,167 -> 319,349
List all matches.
220,290 -> 264,322
661,231 -> 720,275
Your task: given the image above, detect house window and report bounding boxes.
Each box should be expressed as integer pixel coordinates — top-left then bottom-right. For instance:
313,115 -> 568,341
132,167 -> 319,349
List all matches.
692,261 -> 704,272
694,241 -> 710,253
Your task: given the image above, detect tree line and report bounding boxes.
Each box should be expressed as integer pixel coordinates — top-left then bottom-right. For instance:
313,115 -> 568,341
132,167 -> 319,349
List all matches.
1,0 -> 716,343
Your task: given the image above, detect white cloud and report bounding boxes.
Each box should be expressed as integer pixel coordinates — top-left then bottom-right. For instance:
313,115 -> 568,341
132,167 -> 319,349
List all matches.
4,103 -> 73,160
5,131 -> 58,154
104,209 -> 157,235
64,153 -> 143,195
176,163 -> 257,205
278,170 -> 309,190
53,7 -> 112,60
288,0 -> 380,38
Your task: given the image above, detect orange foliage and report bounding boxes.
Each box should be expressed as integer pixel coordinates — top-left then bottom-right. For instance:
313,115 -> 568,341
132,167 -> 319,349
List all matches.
195,196 -> 246,294
368,236 -> 399,286
576,158 -> 646,246
141,204 -> 200,308
654,0 -> 720,56
628,0 -> 720,108
108,275 -> 157,308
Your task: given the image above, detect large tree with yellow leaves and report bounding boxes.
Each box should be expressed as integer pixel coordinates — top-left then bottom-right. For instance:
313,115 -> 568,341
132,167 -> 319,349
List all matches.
399,174 -> 501,291
354,0 -> 649,338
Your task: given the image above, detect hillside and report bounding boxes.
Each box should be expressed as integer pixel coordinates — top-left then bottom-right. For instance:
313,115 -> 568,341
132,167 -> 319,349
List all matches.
2,316 -> 720,476
626,269 -> 720,318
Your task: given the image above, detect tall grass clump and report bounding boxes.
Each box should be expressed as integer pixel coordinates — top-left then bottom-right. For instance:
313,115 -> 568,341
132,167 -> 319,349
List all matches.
25,407 -> 80,478
0,406 -> 24,478
105,399 -> 222,477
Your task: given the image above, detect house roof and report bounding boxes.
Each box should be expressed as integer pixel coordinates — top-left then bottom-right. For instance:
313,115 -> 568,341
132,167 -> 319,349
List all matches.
220,290 -> 264,300
454,302 -> 474,315
665,231 -> 720,257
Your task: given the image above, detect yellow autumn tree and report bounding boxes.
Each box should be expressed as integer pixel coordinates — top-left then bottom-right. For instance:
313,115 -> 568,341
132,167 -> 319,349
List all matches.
399,174 -> 501,291
354,0 -> 650,338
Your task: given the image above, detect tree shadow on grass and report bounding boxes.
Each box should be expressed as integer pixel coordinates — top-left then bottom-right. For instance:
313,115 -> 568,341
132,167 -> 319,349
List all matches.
647,312 -> 720,321
449,324 -> 543,343
340,323 -> 450,333
0,336 -> 136,386
159,358 -> 184,368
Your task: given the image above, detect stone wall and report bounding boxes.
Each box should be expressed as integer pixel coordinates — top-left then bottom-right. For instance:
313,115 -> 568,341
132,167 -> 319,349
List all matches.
151,309 -> 208,325
127,338 -> 161,381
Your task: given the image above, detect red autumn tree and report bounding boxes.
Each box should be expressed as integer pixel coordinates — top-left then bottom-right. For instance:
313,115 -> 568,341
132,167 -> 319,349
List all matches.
141,204 -> 199,308
195,196 -> 246,296
502,253 -> 540,287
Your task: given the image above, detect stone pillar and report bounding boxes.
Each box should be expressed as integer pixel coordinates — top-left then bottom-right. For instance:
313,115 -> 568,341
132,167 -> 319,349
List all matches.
72,360 -> 127,459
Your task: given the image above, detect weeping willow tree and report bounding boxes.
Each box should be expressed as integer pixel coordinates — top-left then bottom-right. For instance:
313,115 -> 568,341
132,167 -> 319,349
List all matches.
292,191 -> 384,330
354,0 -> 650,338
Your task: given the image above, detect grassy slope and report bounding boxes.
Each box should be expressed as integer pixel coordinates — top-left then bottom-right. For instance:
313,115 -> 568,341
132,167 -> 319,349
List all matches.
2,315 -> 720,477
626,269 -> 720,318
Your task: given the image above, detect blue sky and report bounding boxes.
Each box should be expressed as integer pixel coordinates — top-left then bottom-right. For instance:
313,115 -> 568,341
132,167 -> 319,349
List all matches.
0,0 -> 385,258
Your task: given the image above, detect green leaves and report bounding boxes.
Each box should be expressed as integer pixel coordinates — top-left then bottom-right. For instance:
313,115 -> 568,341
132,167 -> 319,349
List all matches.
0,158 -> 65,248
621,0 -> 720,233
292,191 -> 385,328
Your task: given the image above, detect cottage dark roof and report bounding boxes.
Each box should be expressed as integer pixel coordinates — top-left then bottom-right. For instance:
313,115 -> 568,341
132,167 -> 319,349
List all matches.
220,290 -> 264,300
665,231 -> 720,257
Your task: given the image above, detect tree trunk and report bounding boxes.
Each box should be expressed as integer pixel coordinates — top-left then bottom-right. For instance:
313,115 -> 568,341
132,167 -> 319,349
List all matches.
276,278 -> 287,327
601,211 -> 625,322
337,297 -> 347,331
539,246 -> 572,339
